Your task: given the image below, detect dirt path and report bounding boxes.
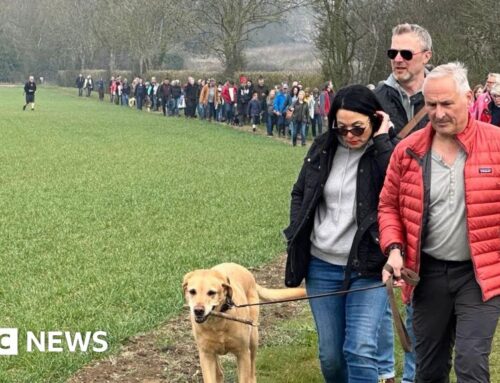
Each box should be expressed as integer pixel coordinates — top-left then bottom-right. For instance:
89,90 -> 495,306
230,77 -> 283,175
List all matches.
68,254 -> 305,383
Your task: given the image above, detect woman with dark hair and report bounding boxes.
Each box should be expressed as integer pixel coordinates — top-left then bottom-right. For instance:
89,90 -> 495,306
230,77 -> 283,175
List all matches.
283,84 -> 396,382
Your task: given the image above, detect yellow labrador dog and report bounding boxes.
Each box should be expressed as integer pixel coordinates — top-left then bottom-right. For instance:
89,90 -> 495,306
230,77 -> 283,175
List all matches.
183,262 -> 306,383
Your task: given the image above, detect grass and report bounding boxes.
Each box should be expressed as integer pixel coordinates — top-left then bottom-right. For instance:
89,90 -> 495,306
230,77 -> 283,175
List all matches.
1,86 -> 499,382
0,86 -> 307,382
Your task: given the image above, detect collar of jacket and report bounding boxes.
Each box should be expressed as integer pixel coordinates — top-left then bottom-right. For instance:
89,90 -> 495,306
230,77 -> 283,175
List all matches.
405,113 -> 476,157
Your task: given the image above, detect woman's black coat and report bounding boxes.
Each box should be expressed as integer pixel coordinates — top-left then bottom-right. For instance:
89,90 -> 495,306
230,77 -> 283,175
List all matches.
283,130 -> 396,287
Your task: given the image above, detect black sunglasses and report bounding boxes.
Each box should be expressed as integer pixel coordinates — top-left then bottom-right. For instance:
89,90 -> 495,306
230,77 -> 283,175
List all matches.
387,49 -> 426,61
333,126 -> 366,137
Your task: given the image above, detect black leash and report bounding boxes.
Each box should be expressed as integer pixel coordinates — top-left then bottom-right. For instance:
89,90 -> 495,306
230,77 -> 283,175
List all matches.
232,282 -> 386,308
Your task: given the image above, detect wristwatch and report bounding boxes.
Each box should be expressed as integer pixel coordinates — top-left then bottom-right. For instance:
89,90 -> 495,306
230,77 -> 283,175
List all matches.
386,243 -> 405,258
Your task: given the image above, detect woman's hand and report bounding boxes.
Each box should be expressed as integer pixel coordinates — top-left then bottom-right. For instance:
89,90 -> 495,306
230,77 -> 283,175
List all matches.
373,111 -> 391,136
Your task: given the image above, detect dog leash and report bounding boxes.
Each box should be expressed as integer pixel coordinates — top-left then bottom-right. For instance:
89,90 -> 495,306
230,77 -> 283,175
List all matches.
226,266 -> 419,352
383,265 -> 420,352
232,283 -> 386,308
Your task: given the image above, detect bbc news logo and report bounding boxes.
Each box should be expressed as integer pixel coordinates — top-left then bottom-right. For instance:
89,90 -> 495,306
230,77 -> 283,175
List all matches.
0,329 -> 18,356
0,328 -> 108,355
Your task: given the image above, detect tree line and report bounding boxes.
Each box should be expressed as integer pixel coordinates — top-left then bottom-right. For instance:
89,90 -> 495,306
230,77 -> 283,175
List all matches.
0,0 -> 498,87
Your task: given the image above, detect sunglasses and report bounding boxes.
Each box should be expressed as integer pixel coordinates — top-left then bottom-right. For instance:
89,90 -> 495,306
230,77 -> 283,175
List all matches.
387,49 -> 426,61
333,126 -> 366,137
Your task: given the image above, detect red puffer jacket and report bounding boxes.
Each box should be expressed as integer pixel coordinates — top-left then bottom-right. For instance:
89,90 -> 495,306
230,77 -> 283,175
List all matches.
379,116 -> 500,303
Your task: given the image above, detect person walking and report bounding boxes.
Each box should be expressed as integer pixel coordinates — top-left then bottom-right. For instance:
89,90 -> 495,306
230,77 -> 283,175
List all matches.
284,85 -> 395,383
379,62 -> 500,383
374,23 -> 434,382
76,73 -> 84,96
23,75 -> 37,111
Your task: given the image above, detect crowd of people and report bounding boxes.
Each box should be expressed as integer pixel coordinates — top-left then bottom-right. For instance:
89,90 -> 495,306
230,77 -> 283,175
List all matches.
70,65 -> 500,151
21,21 -> 500,383
74,73 -> 336,146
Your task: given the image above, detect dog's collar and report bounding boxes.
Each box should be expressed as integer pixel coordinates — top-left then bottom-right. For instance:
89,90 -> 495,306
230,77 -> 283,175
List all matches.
219,296 -> 235,313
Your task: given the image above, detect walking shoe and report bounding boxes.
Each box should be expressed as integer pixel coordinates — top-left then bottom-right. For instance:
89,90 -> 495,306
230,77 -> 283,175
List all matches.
23,105 -> 26,111
378,378 -> 395,383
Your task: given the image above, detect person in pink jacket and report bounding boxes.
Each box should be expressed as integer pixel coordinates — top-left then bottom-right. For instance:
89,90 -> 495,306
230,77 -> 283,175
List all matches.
470,72 -> 500,119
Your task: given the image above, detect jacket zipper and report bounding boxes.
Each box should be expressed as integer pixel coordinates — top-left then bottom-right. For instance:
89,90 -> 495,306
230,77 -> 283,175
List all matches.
406,149 -> 427,280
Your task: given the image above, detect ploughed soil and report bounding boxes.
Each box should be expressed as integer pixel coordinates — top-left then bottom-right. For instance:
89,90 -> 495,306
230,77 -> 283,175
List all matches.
68,254 -> 305,383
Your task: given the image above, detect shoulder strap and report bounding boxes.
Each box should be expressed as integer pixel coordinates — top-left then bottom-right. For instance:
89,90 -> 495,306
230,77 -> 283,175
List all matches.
397,107 -> 427,140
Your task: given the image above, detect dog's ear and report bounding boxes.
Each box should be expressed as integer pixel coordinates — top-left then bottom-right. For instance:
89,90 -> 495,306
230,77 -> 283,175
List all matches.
182,272 -> 194,294
222,277 -> 233,300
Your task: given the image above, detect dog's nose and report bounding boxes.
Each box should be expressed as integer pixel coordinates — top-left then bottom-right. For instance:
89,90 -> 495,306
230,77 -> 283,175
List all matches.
194,307 -> 205,317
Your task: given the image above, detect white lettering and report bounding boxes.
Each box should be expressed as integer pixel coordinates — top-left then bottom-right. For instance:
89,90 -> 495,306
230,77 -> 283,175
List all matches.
26,331 -> 45,352
92,331 -> 108,352
47,331 -> 63,352
65,331 -> 92,352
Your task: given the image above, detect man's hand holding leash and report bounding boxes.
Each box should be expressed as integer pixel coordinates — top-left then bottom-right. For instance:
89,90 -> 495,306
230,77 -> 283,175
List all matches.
382,245 -> 404,286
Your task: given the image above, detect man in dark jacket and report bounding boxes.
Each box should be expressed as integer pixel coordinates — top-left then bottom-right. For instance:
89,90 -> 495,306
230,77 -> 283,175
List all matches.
23,75 -> 37,111
255,76 -> 269,123
134,78 -> 146,110
374,23 -> 432,136
237,80 -> 252,126
96,78 -> 105,101
159,79 -> 172,116
184,76 -> 198,118
76,74 -> 85,96
374,23 -> 433,383
171,80 -> 182,116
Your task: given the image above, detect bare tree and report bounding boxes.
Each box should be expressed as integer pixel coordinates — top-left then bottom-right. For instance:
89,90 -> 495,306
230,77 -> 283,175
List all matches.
312,0 -> 393,88
186,0 -> 306,77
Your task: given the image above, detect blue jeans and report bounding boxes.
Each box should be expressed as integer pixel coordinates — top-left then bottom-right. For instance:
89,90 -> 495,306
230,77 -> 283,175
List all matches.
225,103 -> 234,123
172,97 -> 179,116
121,94 -> 129,107
167,99 -> 175,116
376,301 -> 396,380
402,303 -> 416,383
136,95 -> 143,110
216,104 -> 224,121
306,257 -> 392,383
290,121 -> 307,146
197,104 -> 205,119
267,114 -> 277,135
311,114 -> 323,137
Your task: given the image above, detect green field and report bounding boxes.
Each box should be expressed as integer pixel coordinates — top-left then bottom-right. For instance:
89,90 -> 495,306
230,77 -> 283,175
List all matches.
0,86 -> 308,382
1,86 -> 499,383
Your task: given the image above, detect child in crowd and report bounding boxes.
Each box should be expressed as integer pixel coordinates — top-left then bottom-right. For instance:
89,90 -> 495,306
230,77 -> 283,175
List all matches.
248,92 -> 262,132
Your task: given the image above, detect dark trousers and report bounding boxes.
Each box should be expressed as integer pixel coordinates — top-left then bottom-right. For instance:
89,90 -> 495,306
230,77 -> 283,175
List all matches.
206,102 -> 216,121
413,254 -> 500,383
185,99 -> 197,117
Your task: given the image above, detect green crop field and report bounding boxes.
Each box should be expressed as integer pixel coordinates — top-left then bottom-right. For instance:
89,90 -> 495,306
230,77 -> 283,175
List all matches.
0,86 -> 308,382
0,86 -> 498,383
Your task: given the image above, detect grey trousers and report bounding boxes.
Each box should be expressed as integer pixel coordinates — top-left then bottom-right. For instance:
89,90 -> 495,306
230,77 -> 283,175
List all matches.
413,254 -> 500,383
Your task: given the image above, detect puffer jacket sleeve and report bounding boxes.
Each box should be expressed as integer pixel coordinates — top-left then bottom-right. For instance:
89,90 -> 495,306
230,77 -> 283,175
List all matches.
378,144 -> 406,253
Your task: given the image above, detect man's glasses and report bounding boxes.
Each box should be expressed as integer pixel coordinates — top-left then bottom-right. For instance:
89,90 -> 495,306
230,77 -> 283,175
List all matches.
387,49 -> 426,61
333,126 -> 366,137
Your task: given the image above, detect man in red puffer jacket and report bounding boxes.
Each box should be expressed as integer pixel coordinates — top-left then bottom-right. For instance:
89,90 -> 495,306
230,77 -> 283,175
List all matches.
379,62 -> 500,383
